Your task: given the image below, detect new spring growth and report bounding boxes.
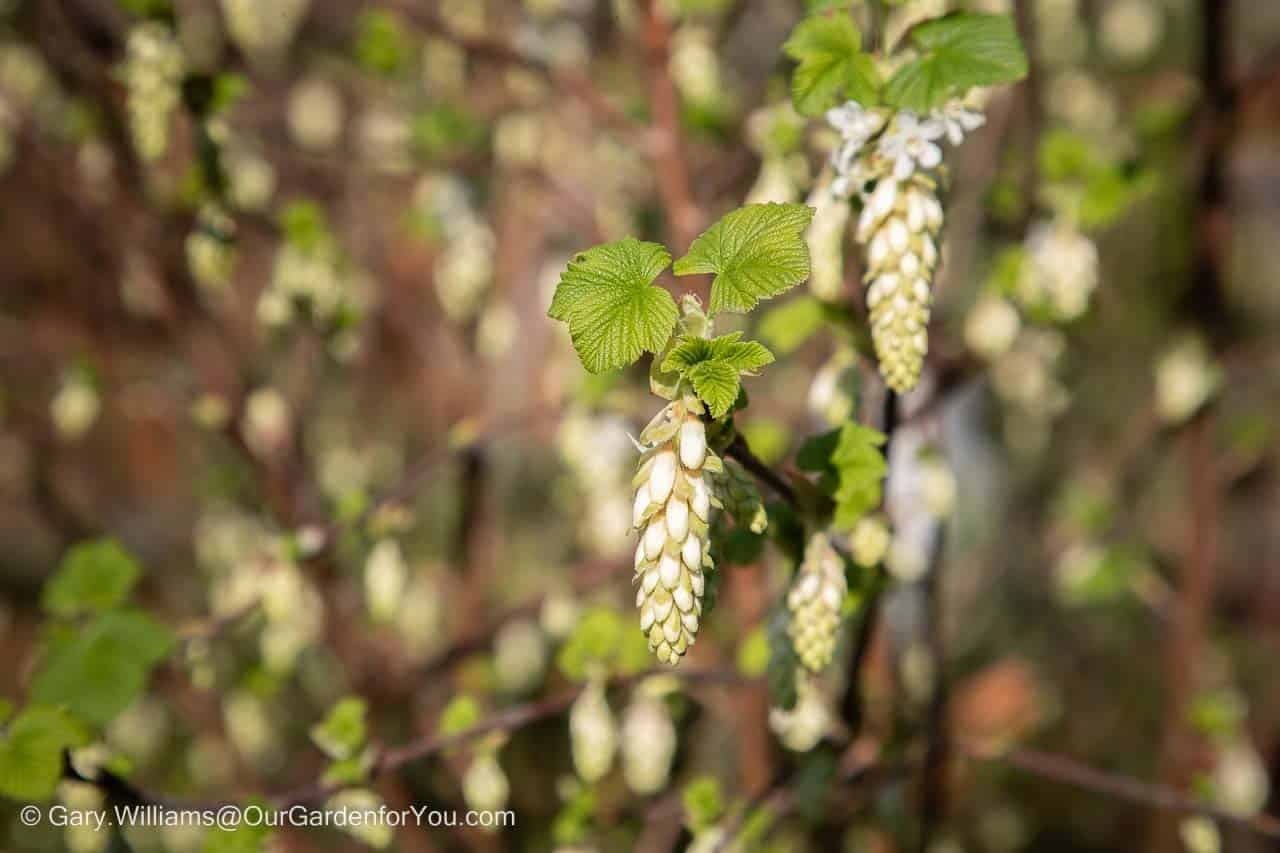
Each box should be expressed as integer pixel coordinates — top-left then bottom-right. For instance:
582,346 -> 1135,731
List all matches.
632,393 -> 721,665
621,676 -> 678,795
123,23 -> 184,162
828,100 -> 985,391
569,678 -> 617,783
787,533 -> 848,673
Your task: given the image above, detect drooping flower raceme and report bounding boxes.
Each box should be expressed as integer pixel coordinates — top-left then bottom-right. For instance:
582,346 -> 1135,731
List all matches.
632,395 -> 721,666
620,680 -> 677,795
123,24 -> 184,162
827,101 -> 985,392
787,533 -> 847,673
1019,220 -> 1100,321
568,680 -> 617,783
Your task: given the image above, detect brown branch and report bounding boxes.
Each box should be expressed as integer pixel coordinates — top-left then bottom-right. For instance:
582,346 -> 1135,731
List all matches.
960,739 -> 1280,841
638,0 -> 702,252
396,2 -> 641,138
1150,1 -> 1234,849
274,668 -> 754,808
725,433 -> 797,507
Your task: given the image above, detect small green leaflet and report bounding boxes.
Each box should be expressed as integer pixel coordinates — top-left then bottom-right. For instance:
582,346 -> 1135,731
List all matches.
884,13 -> 1028,112
42,539 -> 141,616
548,238 -> 679,374
797,422 -> 888,528
30,609 -> 175,726
0,705 -> 87,801
784,14 -> 880,116
662,332 -> 775,418
758,296 -> 826,355
831,422 -> 888,528
674,204 -> 815,315
310,697 -> 368,761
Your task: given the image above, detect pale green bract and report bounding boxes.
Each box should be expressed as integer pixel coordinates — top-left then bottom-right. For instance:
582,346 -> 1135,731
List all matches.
548,238 -> 678,374
783,15 -> 880,116
885,13 -> 1029,112
662,332 -> 776,418
674,204 -> 815,315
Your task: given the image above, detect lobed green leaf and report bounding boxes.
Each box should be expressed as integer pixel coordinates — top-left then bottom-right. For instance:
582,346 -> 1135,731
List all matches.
42,539 -> 142,616
674,204 -> 815,315
30,609 -> 175,726
549,238 -> 678,374
884,13 -> 1028,112
0,705 -> 88,801
783,15 -> 880,116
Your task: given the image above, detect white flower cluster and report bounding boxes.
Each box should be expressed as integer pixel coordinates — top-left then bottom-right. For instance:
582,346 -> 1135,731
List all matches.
416,174 -> 495,323
1155,334 -> 1220,424
848,515 -> 890,569
568,680 -> 617,783
1018,221 -> 1100,321
558,412 -> 635,557
827,101 -> 985,391
220,0 -> 310,65
462,750 -> 510,816
123,24 -> 184,162
259,237 -> 365,337
787,533 -> 847,673
620,679 -> 677,795
50,371 -> 99,441
493,619 -> 549,693
186,204 -> 236,293
632,395 -> 721,666
768,675 -> 832,752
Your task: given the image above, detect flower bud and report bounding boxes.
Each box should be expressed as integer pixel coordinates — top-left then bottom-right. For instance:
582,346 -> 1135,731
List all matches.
633,397 -> 720,665
569,680 -> 616,783
787,534 -> 847,673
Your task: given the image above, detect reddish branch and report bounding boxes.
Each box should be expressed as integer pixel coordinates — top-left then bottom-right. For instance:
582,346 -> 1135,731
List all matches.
637,0 -> 703,252
1149,1 -> 1234,850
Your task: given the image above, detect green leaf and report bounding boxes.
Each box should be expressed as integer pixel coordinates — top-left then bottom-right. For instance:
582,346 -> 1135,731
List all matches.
279,200 -> 329,252
884,13 -> 1028,112
661,332 -> 774,418
663,332 -> 774,373
30,610 -> 175,726
783,15 -> 880,116
830,423 -> 888,528
210,73 -> 250,115
758,296 -> 826,355
682,776 -> 725,832
43,539 -> 142,617
548,238 -> 679,374
0,705 -> 87,801
766,606 -> 799,711
686,360 -> 741,419
310,697 -> 368,761
795,423 -> 887,528
355,9 -> 409,76
438,695 -> 481,736
674,204 -> 815,315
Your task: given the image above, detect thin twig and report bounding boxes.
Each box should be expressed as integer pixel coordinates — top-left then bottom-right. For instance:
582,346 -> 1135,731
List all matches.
960,739 -> 1280,841
726,433 -> 797,507
637,0 -> 703,251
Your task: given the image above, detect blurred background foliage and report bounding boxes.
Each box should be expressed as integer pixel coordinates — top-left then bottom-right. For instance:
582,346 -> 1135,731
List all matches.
0,0 -> 1279,851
